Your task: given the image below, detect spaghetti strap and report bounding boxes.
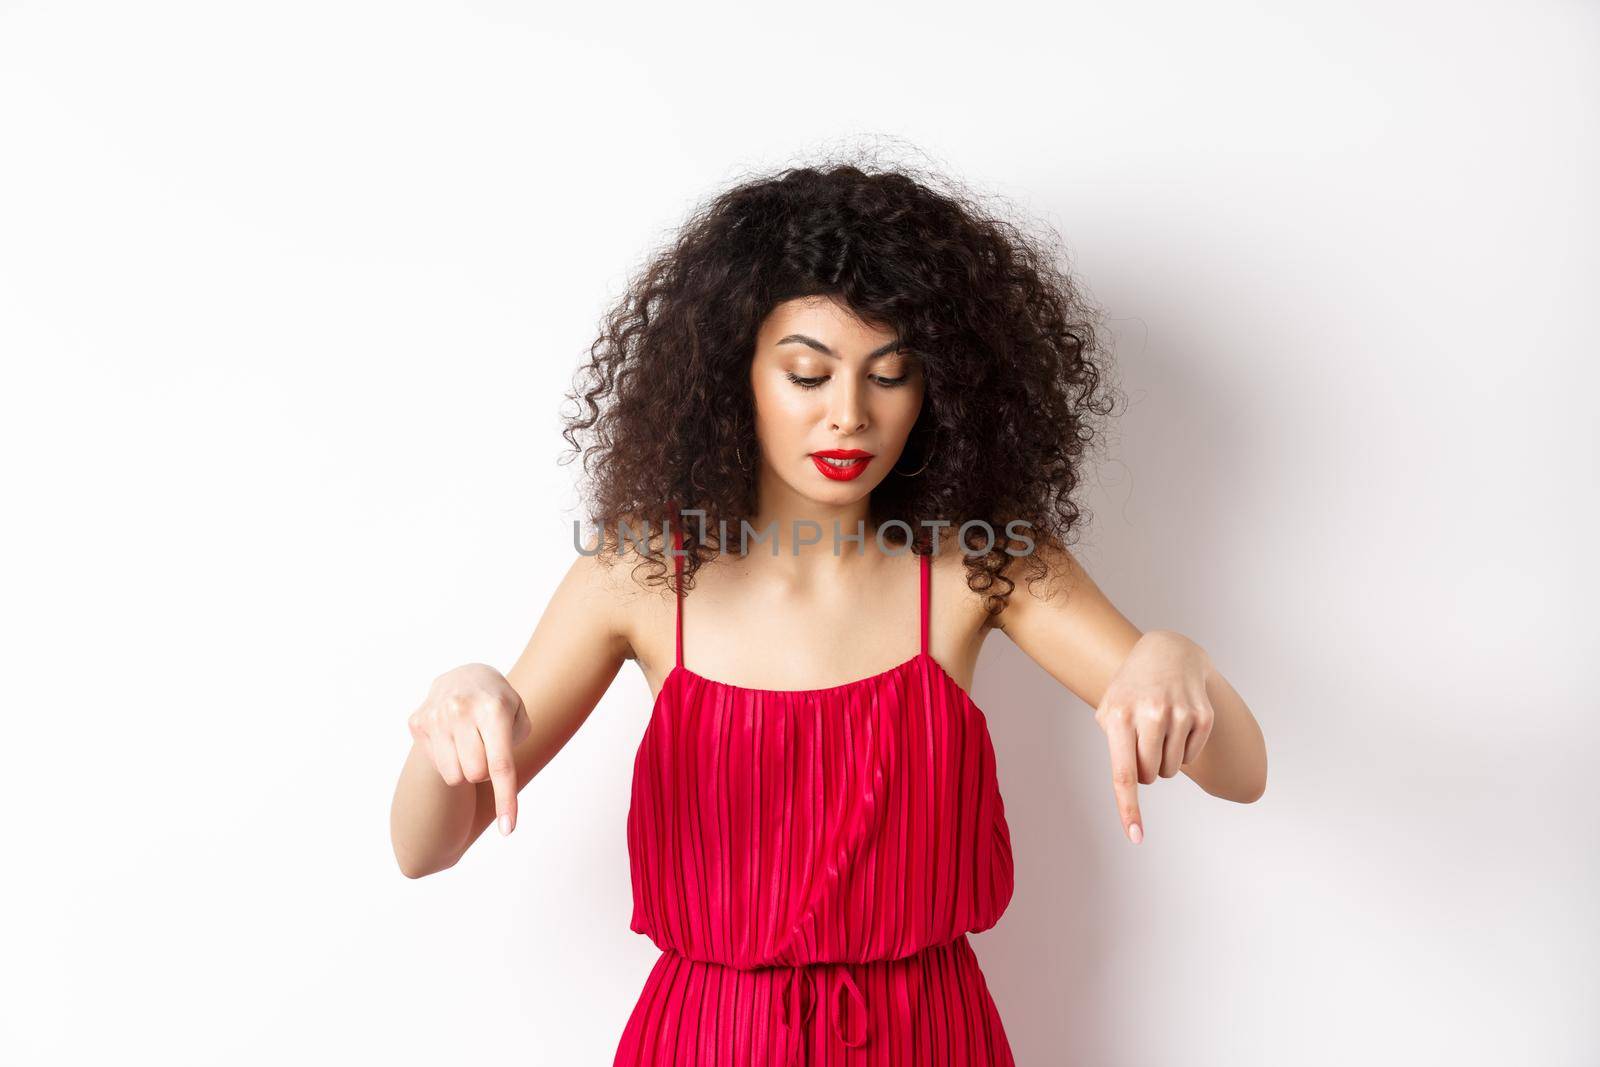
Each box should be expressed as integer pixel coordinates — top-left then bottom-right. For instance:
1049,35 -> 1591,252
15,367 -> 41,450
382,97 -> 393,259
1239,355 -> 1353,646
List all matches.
919,550 -> 930,657
672,521 -> 684,669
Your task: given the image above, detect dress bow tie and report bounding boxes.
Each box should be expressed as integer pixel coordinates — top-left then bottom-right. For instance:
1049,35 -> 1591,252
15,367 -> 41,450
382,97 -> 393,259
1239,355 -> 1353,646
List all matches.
778,962 -> 869,1064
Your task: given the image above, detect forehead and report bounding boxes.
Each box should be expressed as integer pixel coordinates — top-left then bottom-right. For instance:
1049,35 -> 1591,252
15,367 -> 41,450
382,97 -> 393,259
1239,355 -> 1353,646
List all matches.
757,295 -> 898,347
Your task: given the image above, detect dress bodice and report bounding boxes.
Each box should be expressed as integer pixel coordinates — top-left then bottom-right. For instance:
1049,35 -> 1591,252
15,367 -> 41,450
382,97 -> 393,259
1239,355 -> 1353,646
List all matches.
625,532 -> 1015,971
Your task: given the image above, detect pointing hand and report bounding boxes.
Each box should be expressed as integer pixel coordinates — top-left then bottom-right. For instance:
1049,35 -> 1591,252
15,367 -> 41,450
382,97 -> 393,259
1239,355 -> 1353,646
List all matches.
1093,632 -> 1216,844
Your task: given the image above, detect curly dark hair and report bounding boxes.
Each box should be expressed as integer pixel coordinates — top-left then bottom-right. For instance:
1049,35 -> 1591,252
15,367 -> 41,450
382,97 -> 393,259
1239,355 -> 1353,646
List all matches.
560,150 -> 1121,617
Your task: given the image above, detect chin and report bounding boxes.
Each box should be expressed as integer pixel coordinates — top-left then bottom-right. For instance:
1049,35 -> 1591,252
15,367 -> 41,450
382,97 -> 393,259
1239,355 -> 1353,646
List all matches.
785,469 -> 881,506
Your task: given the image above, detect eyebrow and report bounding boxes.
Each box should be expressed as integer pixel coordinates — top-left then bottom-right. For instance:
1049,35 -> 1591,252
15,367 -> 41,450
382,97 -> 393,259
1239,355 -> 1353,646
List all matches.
775,333 -> 905,359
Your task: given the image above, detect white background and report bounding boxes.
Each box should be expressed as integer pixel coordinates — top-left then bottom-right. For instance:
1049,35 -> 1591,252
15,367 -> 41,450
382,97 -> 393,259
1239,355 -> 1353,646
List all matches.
3,2 -> 1595,1064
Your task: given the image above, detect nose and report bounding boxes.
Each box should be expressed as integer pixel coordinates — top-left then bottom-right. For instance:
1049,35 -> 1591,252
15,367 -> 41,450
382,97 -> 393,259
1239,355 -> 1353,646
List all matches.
827,377 -> 868,435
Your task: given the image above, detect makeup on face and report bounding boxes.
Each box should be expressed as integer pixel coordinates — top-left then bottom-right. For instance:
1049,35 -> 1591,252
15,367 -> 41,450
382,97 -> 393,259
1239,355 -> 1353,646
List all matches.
810,448 -> 875,481
778,337 -> 902,485
751,297 -> 925,494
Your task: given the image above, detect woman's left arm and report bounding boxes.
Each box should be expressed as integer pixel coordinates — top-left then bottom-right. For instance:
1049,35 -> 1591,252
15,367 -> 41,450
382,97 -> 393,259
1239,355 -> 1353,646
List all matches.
995,542 -> 1268,842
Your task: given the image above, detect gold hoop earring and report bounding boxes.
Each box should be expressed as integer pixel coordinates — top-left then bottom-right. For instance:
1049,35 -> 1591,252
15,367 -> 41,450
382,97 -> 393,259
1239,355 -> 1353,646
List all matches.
892,431 -> 936,477
735,446 -> 752,472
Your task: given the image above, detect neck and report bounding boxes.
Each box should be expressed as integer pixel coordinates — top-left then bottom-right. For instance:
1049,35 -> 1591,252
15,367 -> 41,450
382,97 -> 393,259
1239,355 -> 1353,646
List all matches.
744,468 -> 875,562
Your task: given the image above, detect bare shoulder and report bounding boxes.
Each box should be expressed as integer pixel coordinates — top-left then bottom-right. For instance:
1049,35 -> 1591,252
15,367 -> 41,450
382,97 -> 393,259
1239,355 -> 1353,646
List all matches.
567,522 -> 677,662
983,536 -> 1092,633
928,540 -> 1009,640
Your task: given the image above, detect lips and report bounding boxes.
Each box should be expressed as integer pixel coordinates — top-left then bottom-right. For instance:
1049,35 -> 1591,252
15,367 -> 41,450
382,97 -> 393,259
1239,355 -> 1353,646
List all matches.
810,448 -> 874,482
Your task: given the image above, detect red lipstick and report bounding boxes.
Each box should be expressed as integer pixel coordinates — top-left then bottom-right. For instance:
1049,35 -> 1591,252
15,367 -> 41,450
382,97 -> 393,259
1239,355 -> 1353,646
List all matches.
810,448 -> 875,481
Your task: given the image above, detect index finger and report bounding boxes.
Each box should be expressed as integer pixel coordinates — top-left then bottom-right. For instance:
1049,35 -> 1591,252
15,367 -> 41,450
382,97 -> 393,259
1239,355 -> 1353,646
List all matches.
478,704 -> 521,836
1105,718 -> 1143,844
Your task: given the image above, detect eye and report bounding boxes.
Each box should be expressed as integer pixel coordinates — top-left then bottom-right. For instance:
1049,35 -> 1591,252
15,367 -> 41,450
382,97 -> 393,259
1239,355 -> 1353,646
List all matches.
784,371 -> 912,389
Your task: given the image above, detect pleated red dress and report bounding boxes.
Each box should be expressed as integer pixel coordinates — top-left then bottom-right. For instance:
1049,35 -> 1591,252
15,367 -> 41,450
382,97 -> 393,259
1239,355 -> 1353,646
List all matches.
614,529 -> 1017,1065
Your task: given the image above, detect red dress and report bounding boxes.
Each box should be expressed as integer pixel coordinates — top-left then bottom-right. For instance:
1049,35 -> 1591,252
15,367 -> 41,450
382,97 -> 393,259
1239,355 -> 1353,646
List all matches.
614,529 -> 1017,1065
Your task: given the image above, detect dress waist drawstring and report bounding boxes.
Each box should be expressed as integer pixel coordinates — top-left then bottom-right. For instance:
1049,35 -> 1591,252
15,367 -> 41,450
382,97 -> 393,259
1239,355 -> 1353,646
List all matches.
778,962 -> 869,1063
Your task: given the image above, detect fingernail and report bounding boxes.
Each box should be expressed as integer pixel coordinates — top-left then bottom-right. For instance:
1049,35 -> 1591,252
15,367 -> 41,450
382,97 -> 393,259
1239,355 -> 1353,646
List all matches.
499,814 -> 512,836
1128,823 -> 1142,844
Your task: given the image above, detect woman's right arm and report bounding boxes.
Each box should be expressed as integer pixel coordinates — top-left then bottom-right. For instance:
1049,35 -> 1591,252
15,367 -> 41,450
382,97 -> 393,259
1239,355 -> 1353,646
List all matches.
389,548 -> 634,878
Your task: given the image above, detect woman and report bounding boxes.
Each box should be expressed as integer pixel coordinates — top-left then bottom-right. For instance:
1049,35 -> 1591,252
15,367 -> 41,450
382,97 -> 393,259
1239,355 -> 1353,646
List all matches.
390,160 -> 1268,1065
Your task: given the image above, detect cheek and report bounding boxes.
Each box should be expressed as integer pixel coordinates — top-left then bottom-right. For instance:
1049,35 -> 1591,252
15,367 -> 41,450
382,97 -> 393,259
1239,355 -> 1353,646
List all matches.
752,374 -> 818,431
885,385 -> 926,437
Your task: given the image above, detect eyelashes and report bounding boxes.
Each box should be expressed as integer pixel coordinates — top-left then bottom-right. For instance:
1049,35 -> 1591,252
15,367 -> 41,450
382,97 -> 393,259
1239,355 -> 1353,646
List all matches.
784,371 -> 912,390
